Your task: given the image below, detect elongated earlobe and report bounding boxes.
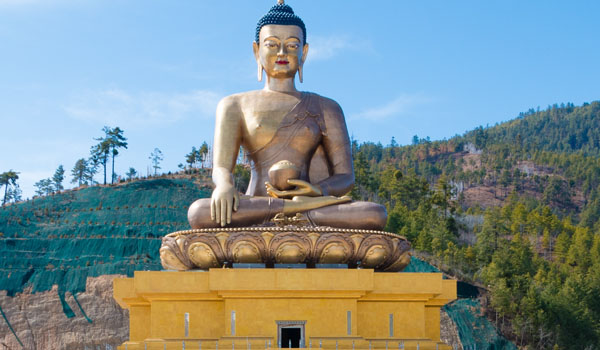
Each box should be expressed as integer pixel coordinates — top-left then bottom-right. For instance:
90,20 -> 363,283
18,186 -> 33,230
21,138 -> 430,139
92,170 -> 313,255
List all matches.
257,63 -> 263,82
299,43 -> 308,83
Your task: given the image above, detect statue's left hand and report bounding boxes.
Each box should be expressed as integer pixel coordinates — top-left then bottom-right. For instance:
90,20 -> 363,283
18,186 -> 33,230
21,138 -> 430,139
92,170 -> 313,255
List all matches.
265,179 -> 322,199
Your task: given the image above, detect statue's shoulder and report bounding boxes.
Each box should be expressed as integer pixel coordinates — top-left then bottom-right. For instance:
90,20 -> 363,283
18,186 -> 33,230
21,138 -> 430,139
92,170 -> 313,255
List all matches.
222,90 -> 263,103
307,92 -> 344,116
217,90 -> 262,112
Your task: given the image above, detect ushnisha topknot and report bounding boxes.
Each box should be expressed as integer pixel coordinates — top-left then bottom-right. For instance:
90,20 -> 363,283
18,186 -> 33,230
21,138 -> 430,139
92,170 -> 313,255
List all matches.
255,0 -> 306,44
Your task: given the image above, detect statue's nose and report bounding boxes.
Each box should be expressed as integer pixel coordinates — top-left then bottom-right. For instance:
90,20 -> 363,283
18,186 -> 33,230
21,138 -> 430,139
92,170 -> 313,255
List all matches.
278,44 -> 286,55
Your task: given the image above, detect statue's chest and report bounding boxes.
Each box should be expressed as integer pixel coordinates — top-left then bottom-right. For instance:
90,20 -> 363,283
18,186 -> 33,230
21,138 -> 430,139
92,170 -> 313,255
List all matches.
243,105 -> 323,153
243,108 -> 286,143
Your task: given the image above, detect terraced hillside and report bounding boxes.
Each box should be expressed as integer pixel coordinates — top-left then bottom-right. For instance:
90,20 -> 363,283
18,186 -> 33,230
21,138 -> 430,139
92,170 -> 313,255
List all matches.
0,177 -> 210,299
0,177 -> 210,349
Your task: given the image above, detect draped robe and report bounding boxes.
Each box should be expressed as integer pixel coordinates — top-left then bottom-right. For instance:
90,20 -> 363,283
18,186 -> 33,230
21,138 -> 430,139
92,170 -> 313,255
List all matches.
188,92 -> 387,230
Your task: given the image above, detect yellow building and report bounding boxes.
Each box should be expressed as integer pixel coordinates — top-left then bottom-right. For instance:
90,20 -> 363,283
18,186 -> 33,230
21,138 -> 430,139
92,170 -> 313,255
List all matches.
114,268 -> 456,349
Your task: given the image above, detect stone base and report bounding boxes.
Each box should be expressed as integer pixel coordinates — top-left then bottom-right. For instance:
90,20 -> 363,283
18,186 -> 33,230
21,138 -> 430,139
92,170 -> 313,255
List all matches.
159,226 -> 411,272
113,269 -> 456,349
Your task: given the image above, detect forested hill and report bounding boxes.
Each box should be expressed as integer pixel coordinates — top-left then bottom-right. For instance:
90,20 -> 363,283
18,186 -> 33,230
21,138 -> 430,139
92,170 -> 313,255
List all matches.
353,100 -> 600,222
464,101 -> 600,156
350,100 -> 600,349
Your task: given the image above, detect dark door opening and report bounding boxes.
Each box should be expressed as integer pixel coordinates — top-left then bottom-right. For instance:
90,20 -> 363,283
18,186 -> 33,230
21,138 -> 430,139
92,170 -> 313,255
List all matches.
281,327 -> 301,348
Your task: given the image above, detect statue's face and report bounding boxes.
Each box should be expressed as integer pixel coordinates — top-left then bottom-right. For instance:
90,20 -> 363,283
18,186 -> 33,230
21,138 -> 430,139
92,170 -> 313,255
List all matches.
254,24 -> 308,80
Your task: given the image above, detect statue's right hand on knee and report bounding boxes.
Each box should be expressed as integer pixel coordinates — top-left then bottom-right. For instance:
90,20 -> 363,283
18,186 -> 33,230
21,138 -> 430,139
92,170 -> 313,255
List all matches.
210,184 -> 240,227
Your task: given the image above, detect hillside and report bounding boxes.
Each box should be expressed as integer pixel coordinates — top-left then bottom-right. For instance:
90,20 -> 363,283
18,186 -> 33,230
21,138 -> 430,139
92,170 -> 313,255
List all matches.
2,101 -> 599,349
0,177 -> 210,348
350,101 -> 600,349
464,101 -> 600,156
354,101 -> 600,218
0,177 -> 210,297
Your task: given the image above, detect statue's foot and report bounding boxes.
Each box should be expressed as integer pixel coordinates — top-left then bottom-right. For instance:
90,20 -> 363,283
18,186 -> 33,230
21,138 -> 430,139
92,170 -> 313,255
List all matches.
283,195 -> 351,214
304,200 -> 388,231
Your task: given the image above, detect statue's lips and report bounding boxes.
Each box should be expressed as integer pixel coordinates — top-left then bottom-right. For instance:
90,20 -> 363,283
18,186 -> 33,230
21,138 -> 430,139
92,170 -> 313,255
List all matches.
275,60 -> 289,65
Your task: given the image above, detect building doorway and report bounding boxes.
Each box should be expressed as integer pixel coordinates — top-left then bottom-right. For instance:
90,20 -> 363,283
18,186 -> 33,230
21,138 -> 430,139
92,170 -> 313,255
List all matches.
277,321 -> 305,348
281,327 -> 301,348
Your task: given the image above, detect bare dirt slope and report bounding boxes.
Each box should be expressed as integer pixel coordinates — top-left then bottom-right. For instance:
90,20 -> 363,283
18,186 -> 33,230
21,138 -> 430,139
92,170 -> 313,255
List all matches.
0,275 -> 127,350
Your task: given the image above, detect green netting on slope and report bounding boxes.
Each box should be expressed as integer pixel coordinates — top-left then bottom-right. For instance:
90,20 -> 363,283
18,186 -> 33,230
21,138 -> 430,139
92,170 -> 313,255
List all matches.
0,178 -> 210,305
403,257 -> 480,298
444,299 -> 518,350
403,258 -> 515,349
401,256 -> 441,272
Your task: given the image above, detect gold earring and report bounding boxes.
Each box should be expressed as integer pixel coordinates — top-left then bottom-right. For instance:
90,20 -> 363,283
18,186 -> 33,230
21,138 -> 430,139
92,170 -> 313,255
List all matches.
298,65 -> 304,83
257,63 -> 263,82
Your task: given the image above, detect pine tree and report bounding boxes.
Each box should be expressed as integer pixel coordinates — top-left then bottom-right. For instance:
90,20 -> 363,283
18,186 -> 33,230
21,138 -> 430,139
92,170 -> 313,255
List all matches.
566,227 -> 592,271
554,231 -> 571,263
0,170 -> 19,206
106,127 -> 128,184
52,165 -> 65,192
186,146 -> 198,169
149,148 -> 164,175
199,142 -> 209,168
91,138 -> 110,185
34,178 -> 53,196
126,167 -> 137,180
71,159 -> 88,186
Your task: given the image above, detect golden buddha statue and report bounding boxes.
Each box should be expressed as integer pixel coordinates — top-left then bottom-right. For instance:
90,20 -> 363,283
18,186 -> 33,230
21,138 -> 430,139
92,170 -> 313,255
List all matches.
187,0 -> 387,231
160,1 -> 411,272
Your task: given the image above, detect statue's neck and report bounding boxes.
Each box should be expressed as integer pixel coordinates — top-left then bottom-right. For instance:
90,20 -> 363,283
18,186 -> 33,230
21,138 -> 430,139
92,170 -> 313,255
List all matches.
264,76 -> 298,93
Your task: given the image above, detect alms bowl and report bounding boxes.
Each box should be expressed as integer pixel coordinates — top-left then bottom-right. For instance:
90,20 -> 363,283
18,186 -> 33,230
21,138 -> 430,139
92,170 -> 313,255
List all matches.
268,160 -> 301,190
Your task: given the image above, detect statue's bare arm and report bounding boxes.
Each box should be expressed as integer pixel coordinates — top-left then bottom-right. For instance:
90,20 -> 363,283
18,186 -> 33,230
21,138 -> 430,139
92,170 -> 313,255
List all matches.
318,97 -> 354,196
211,95 -> 243,226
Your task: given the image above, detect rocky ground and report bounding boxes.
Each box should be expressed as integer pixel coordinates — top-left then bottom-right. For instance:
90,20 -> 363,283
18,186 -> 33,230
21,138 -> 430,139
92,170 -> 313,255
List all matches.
0,275 -> 128,350
441,310 -> 462,350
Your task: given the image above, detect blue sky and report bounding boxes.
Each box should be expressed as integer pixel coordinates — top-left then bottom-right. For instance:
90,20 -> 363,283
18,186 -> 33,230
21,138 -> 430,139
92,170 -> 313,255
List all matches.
1,0 -> 599,198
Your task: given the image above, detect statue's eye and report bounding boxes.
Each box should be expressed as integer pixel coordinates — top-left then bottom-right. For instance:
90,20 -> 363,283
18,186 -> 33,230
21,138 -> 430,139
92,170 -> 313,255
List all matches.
265,42 -> 278,48
286,43 -> 299,50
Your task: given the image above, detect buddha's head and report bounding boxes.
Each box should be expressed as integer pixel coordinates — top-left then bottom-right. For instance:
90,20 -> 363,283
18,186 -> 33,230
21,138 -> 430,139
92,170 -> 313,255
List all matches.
253,0 -> 309,83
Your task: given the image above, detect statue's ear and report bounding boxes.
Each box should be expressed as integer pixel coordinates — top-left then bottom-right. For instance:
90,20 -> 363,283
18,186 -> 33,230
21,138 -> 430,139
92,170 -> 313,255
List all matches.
302,43 -> 309,65
299,43 -> 309,83
253,41 -> 260,60
253,41 -> 263,82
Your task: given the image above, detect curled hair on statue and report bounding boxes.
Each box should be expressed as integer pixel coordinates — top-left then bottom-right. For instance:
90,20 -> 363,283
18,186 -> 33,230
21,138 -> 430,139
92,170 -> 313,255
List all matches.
255,1 -> 307,44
